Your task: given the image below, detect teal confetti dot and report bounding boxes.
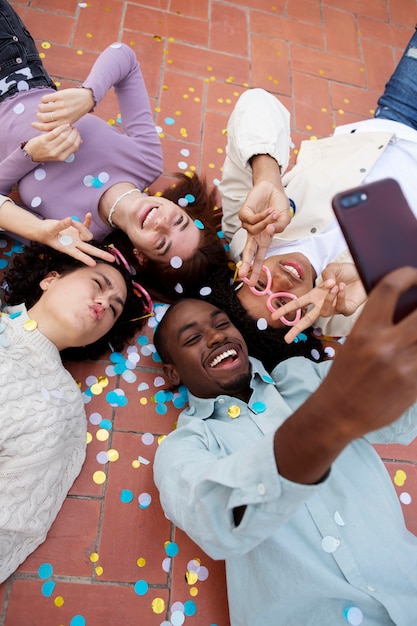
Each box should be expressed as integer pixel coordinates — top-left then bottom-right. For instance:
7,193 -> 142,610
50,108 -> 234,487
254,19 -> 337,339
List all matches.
92,177 -> 104,188
152,352 -> 162,363
155,390 -> 167,402
134,579 -> 149,595
110,352 -> 124,363
261,374 -> 274,384
71,215 -> 81,222
165,541 -> 179,557
217,230 -> 225,239
0,260 -> 7,269
38,563 -> 53,579
120,489 -> 134,503
70,616 -> 86,626
185,193 -> 195,203
114,362 -> 127,374
173,397 -> 186,409
184,600 -> 197,616
194,219 -> 204,229
42,580 -> 56,597
164,117 -> 175,125
9,311 -> 22,319
137,335 -> 149,346
156,403 -> 168,415
99,419 -> 112,430
252,401 -> 266,413
293,332 -> 307,343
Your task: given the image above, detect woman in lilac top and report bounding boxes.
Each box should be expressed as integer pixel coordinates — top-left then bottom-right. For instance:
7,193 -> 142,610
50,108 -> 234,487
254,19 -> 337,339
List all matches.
0,0 -> 227,299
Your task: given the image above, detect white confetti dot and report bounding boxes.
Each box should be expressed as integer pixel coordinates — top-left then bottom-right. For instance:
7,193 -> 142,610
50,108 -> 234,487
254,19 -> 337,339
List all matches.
162,557 -> 171,572
98,171 -> 110,183
311,348 -> 321,360
324,346 -> 335,358
83,175 -> 94,187
137,382 -> 149,391
346,606 -> 363,625
174,283 -> 184,294
65,153 -> 75,163
321,535 -> 340,553
170,611 -> 185,626
142,432 -> 154,445
334,511 -> 345,526
59,235 -> 73,246
180,148 -> 190,157
34,168 -> 46,181
122,370 -> 137,383
170,256 -> 183,269
257,317 -> 268,330
154,376 -> 165,387
110,42 -> 122,48
178,197 -> 188,207
155,125 -> 163,133
31,196 -> 42,208
213,177 -> 220,186
13,102 -> 25,115
177,161 -> 188,170
17,80 -> 29,92
400,491 -> 412,505
199,286 -> 212,296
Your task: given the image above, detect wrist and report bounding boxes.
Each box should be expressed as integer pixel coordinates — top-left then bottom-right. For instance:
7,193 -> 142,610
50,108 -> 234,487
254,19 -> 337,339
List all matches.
20,141 -> 35,162
250,154 -> 282,187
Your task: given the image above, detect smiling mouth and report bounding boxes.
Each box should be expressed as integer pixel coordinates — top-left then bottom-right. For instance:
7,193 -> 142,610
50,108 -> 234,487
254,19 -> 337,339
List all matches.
210,348 -> 238,368
142,206 -> 157,229
282,264 -> 301,280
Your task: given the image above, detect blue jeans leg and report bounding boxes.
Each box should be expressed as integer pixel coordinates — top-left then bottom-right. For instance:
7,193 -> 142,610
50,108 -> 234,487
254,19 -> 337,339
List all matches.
374,28 -> 417,130
0,0 -> 56,102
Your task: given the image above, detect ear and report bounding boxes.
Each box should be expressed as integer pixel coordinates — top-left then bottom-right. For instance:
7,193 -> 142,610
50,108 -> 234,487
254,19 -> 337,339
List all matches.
133,248 -> 147,267
162,363 -> 181,387
39,271 -> 60,291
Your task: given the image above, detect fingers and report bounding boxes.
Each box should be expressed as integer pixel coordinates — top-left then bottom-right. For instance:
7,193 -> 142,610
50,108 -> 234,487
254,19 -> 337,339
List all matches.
82,213 -> 93,229
240,207 -> 277,235
283,310 -> 320,343
361,267 -> 417,328
78,241 -> 115,264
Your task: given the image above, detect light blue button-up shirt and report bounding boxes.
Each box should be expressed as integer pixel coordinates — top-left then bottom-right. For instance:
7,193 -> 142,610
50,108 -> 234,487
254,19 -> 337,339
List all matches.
154,357 -> 417,626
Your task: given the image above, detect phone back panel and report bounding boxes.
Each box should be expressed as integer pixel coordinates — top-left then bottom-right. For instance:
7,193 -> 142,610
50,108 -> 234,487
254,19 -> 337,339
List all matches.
332,178 -> 417,322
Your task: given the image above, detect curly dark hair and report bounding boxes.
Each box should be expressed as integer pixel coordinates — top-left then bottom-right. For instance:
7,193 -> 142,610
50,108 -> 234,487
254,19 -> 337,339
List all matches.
199,264 -> 327,372
2,242 -> 148,361
105,172 -> 230,303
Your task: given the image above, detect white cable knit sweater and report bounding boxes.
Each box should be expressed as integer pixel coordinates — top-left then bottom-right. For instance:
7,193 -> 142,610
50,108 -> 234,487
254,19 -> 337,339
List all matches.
0,302 -> 87,582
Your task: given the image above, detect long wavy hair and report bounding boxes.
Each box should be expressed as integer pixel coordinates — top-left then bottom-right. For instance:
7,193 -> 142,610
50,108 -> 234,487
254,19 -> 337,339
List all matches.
2,242 -> 148,361
106,173 -> 230,303
200,264 -> 327,372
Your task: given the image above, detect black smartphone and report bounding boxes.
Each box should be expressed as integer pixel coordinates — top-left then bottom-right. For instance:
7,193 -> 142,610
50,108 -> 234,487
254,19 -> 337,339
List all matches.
332,178 -> 417,322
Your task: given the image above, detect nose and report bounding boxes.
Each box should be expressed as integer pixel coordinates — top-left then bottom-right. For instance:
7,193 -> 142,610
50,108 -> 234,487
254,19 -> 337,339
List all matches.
154,213 -> 169,232
206,326 -> 226,348
271,269 -> 293,292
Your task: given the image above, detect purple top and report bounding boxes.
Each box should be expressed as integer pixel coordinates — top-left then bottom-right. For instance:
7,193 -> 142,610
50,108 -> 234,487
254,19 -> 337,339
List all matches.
0,43 -> 163,240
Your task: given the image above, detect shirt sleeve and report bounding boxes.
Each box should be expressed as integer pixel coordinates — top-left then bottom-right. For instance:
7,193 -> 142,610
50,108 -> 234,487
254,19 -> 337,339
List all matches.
154,424 -> 321,560
219,88 -> 291,260
0,148 -> 41,195
81,43 -> 162,171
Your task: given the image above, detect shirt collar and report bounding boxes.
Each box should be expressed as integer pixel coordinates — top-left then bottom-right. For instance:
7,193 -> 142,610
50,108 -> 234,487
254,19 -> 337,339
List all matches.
183,357 -> 275,420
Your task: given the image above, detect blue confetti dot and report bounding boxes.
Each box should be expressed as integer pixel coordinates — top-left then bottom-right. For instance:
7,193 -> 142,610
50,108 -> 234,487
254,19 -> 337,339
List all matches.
99,419 -> 112,430
38,563 -> 53,579
120,489 -> 134,503
184,600 -> 197,616
0,260 -> 8,269
173,397 -> 187,409
71,215 -> 81,222
154,390 -> 167,403
293,332 -> 307,343
194,219 -> 204,230
152,352 -> 162,363
114,362 -> 127,374
261,374 -> 274,384
42,580 -> 56,597
92,177 -> 104,188
185,194 -> 195,203
252,401 -> 266,413
70,616 -> 86,626
164,117 -> 175,125
156,403 -> 168,415
137,335 -> 149,346
134,579 -> 149,595
217,230 -> 225,239
165,542 -> 179,557
110,352 -> 125,363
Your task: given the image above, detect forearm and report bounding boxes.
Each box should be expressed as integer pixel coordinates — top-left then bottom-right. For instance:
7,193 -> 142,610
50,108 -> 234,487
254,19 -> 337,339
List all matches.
0,198 -> 45,242
250,153 -> 285,192
0,148 -> 39,195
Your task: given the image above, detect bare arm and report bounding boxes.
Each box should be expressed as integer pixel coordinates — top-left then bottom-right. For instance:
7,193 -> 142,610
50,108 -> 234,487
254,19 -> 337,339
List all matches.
0,198 -> 113,265
239,154 -> 292,285
274,266 -> 417,484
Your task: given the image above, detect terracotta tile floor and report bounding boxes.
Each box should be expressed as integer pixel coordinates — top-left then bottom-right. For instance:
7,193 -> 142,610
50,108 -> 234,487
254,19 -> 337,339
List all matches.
1,1 -> 417,625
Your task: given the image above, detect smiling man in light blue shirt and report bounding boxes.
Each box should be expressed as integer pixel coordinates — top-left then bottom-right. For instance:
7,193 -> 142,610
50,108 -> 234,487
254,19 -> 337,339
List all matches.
154,268 -> 417,626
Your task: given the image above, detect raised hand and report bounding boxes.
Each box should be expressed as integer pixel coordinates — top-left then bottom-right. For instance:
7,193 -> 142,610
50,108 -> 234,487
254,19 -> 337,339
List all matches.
32,87 -> 95,130
23,124 -> 82,162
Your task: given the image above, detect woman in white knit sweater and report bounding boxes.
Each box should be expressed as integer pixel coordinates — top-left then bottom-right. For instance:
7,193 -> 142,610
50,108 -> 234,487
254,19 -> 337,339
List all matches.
0,242 -> 150,582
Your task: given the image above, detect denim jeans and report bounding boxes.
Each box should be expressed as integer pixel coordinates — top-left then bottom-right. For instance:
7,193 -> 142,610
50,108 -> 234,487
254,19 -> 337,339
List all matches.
375,28 -> 417,130
0,0 -> 56,102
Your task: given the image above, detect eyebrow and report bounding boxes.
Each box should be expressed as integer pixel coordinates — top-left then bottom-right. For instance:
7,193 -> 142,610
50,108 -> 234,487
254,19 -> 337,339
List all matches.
176,308 -> 225,339
98,271 -> 125,307
159,216 -> 191,257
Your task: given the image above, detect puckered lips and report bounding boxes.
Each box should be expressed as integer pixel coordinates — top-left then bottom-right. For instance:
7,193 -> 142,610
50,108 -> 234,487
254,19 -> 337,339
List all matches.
90,303 -> 105,321
206,343 -> 243,371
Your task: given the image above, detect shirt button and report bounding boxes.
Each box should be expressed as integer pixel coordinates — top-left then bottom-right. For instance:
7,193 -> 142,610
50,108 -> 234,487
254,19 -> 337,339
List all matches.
218,398 -> 225,404
360,167 -> 366,173
310,227 -> 317,233
16,57 -> 22,63
366,585 -> 376,592
257,483 -> 266,495
13,36 -> 18,42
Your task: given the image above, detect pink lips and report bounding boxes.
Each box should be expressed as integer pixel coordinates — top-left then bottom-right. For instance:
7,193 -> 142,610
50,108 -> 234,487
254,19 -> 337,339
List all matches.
90,304 -> 105,321
281,261 -> 303,281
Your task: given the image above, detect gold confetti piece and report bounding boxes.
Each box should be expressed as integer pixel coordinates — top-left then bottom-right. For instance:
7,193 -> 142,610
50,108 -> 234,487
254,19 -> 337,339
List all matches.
86,33 -> 92,38
228,405 -> 241,418
217,148 -> 224,154
54,596 -> 64,607
41,42 -> 51,49
189,86 -> 195,92
93,470 -> 106,484
153,35 -> 162,41
151,598 -> 166,614
190,587 -> 198,596
107,449 -> 119,462
90,552 -> 99,562
24,319 -> 38,332
96,429 -> 110,442
306,124 -> 312,130
321,107 -> 327,112
132,459 -> 140,468
162,85 -> 168,90
157,434 -> 167,445
90,383 -> 103,395
208,163 -> 215,169
207,65 -> 213,71
175,110 -> 181,116
139,397 -> 148,405
394,469 -> 407,486
319,69 -> 324,75
95,566 -> 103,576
183,94 -> 189,99
86,432 -> 93,444
168,37 -> 175,42
338,109 -> 344,115
76,50 -> 84,56
137,557 -> 146,567
186,571 -> 198,584
97,376 -> 109,387
194,97 -> 200,102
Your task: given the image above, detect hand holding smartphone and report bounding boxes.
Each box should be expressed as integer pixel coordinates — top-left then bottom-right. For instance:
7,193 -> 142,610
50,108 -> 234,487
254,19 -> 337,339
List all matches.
332,178 -> 417,322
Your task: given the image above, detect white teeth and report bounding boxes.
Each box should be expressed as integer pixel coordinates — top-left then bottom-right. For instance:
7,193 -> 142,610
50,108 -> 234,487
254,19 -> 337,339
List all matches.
283,264 -> 300,280
142,207 -> 156,228
210,349 -> 237,368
